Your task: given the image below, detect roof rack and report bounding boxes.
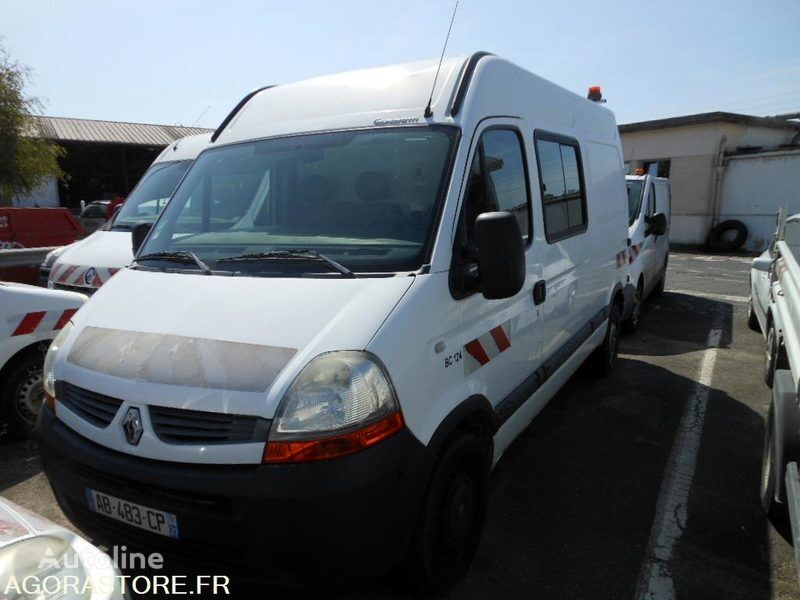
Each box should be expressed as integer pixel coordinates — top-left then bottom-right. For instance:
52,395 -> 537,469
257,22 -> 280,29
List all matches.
211,85 -> 275,142
449,52 -> 493,117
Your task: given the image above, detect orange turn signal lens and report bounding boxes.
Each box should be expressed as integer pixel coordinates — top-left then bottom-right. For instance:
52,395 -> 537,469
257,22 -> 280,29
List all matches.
263,411 -> 405,463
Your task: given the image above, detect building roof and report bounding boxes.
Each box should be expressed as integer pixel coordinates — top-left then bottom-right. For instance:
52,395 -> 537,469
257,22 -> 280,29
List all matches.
619,111 -> 800,134
29,115 -> 213,146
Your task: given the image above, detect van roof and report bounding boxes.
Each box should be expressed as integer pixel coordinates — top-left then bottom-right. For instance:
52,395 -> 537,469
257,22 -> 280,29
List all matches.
153,132 -> 213,164
213,53 -> 618,145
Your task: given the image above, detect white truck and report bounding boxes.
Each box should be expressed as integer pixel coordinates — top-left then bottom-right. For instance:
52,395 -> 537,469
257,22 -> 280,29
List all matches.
760,226 -> 800,578
38,53 -> 631,592
623,174 -> 670,332
0,283 -> 85,437
42,133 -> 211,294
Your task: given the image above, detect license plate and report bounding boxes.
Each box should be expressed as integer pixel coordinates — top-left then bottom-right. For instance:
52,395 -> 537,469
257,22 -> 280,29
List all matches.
86,488 -> 179,539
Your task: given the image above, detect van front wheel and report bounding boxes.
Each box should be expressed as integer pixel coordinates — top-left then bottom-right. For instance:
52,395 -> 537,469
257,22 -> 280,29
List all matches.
593,304 -> 621,376
405,431 -> 489,595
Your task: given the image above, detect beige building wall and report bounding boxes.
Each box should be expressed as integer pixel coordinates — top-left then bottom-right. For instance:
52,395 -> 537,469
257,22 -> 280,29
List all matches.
621,123 -> 797,245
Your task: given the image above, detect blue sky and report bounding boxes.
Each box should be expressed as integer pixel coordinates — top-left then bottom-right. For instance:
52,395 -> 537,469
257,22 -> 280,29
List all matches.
2,0 -> 799,129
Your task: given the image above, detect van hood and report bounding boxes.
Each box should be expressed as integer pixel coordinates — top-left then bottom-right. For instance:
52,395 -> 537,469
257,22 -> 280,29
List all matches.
49,231 -> 133,289
56,231 -> 133,269
65,268 -> 413,393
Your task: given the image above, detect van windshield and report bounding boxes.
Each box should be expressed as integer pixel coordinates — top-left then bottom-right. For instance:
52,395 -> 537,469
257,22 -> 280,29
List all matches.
626,180 -> 644,225
139,126 -> 458,274
112,161 -> 192,230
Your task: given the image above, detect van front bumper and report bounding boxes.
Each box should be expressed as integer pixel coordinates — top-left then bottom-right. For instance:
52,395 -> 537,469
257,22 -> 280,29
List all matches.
37,408 -> 430,586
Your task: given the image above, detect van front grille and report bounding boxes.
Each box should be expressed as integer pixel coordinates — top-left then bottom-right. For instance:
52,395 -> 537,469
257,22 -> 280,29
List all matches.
148,405 -> 270,445
58,382 -> 123,427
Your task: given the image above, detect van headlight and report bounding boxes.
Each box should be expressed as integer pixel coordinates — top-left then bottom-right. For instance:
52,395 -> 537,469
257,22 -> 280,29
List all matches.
43,322 -> 72,401
263,351 -> 404,463
42,246 -> 66,269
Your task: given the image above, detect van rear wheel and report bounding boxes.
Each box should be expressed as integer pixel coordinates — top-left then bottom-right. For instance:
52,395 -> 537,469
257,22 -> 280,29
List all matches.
404,430 -> 489,595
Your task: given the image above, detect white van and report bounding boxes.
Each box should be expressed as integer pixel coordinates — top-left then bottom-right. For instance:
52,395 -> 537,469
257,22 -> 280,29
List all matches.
43,133 -> 211,294
38,54 -> 630,592
623,174 -> 670,332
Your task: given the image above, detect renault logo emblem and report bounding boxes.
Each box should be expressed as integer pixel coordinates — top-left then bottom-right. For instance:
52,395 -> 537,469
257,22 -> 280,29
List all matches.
121,407 -> 143,445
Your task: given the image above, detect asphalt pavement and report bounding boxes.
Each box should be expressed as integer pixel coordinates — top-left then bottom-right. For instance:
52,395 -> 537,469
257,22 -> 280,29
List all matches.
1,251 -> 797,599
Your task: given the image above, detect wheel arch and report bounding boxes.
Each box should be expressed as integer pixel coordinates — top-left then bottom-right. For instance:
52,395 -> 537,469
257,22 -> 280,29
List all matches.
426,395 -> 498,460
0,341 -> 48,385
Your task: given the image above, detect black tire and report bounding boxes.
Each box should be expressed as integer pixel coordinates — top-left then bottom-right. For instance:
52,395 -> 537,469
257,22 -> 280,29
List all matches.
0,353 -> 45,439
622,282 -> 642,335
706,220 -> 748,253
405,430 -> 490,595
765,323 -> 789,388
747,297 -> 761,332
593,303 -> 621,376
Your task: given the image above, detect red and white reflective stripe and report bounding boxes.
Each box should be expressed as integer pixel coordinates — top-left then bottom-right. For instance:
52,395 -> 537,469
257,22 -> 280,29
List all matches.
629,244 -> 642,264
6,308 -> 77,337
49,263 -> 121,289
464,320 -> 512,375
615,250 -> 627,268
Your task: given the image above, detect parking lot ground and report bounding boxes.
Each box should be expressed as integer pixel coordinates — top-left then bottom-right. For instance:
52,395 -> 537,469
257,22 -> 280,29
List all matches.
1,250 -> 798,599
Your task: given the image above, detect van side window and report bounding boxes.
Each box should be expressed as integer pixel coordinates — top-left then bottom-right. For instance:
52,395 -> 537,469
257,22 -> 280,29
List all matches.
462,128 -> 531,245
534,132 -> 587,242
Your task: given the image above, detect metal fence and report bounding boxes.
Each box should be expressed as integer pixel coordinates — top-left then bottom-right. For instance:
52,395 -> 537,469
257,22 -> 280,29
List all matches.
0,247 -> 56,268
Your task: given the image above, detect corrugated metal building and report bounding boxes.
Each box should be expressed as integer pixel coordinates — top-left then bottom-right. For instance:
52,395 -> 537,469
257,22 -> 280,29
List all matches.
619,112 -> 800,251
16,116 -> 212,209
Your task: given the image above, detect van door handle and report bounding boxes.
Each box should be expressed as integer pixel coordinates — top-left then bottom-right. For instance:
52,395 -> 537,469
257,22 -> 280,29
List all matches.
533,280 -> 546,305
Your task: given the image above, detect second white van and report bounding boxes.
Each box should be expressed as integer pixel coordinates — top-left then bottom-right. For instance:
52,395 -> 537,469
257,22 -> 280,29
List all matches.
44,133 -> 211,294
39,53 -> 630,593
623,174 -> 670,332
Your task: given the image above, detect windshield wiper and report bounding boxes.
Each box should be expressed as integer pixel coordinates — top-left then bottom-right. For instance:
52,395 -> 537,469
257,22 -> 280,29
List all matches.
217,248 -> 357,278
134,251 -> 215,275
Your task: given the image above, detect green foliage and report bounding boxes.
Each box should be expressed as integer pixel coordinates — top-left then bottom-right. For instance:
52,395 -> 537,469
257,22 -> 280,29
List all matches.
0,40 -> 64,206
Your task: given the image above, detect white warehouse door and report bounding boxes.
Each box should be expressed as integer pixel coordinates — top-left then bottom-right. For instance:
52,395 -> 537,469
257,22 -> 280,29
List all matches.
718,150 -> 800,252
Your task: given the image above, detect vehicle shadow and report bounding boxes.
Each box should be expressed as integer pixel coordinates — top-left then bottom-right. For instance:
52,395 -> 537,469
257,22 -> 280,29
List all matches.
625,291 -> 734,356
0,432 -> 42,493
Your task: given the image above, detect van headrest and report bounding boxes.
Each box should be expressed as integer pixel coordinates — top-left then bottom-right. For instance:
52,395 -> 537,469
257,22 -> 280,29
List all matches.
296,175 -> 333,204
355,171 -> 390,203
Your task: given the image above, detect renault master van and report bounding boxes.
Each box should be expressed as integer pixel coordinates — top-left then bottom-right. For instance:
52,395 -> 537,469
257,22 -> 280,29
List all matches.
38,53 -> 630,592
44,133 -> 211,294
623,174 -> 670,332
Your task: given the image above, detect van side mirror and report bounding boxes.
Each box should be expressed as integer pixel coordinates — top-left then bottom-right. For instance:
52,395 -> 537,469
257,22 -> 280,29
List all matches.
475,212 -> 525,299
752,256 -> 773,272
131,223 -> 152,255
647,212 -> 668,237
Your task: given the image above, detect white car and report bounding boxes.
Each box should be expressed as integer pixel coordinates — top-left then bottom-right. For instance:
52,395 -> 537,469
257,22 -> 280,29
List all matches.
38,53 -> 630,592
622,174 -> 670,332
0,282 -> 85,437
749,214 -> 800,336
0,496 -> 123,600
44,133 -> 211,294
